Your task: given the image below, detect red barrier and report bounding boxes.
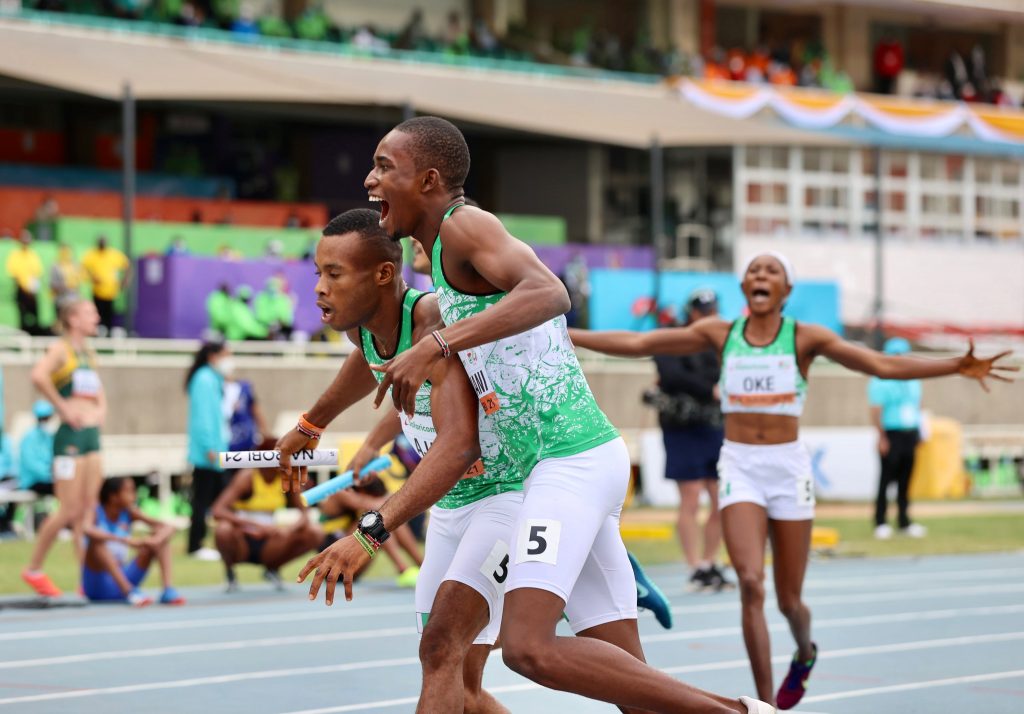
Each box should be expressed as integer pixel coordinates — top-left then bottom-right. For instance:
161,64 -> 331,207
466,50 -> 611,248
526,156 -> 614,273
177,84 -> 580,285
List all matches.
0,186 -> 328,234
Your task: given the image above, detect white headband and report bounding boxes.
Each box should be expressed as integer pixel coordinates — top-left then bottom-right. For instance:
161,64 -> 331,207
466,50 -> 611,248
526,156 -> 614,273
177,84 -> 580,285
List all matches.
741,251 -> 794,286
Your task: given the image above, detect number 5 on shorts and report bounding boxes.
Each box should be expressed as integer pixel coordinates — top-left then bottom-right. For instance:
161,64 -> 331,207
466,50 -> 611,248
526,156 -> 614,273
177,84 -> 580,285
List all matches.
515,519 -> 561,565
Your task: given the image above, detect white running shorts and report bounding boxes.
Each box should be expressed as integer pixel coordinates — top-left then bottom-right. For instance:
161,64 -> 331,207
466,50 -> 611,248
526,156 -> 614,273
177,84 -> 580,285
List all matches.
506,437 -> 638,634
415,491 -> 523,645
718,439 -> 815,521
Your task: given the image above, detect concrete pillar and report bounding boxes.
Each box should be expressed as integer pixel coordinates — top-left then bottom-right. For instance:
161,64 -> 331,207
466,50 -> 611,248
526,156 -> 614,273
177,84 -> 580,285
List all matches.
841,6 -> 872,90
1006,23 -> 1024,81
667,0 -> 699,55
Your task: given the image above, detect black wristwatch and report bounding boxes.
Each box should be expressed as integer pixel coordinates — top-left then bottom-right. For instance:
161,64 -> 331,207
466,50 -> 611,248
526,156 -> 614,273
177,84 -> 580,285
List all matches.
357,510 -> 390,545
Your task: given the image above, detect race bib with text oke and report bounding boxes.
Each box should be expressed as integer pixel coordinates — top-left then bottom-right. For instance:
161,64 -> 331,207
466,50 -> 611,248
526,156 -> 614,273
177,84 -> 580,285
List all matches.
71,368 -> 101,398
723,354 -> 798,407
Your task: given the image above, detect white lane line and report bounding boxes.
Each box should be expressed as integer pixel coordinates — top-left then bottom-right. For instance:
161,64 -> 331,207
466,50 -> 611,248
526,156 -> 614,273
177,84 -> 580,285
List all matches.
802,669 -> 1024,704
670,581 -> 1024,615
645,603 -> 1024,645
0,656 -> 420,706
0,604 -> 413,642
651,567 -> 1024,591
0,627 -> 415,670
274,633 -> 1024,714
3,603 -> 1020,671
3,580 -> 1022,643
2,630 -> 1021,707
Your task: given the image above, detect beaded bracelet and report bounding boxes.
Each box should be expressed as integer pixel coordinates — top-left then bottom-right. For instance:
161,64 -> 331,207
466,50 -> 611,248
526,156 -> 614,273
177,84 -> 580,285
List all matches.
296,413 -> 325,440
353,531 -> 377,558
431,330 -> 452,359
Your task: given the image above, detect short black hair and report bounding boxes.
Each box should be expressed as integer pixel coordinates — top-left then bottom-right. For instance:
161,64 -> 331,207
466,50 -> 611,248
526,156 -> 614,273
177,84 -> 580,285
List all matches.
100,477 -> 129,505
322,209 -> 403,266
393,116 -> 470,190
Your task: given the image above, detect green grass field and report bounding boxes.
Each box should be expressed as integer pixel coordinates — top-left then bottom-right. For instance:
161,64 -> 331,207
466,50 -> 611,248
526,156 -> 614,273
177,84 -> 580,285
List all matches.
1,510 -> 1021,596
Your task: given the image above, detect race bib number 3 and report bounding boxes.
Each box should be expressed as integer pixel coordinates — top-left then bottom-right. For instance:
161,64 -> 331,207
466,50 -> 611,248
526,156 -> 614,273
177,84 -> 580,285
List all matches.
515,519 -> 561,566
724,355 -> 797,407
480,539 -> 511,589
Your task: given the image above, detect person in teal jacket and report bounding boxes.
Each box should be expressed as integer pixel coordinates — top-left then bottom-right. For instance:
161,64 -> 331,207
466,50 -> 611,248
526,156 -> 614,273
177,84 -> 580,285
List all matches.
19,400 -> 56,493
186,341 -> 232,558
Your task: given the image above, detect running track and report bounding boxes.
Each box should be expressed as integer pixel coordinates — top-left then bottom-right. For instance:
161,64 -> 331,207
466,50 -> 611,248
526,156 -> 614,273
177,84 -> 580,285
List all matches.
1,551 -> 1023,713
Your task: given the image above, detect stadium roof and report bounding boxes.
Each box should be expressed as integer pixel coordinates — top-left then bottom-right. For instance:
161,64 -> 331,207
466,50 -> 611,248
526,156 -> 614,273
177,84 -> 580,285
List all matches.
0,17 -> 846,150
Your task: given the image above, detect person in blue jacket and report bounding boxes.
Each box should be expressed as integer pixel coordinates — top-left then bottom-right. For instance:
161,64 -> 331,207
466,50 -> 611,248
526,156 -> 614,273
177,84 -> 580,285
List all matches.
868,338 -> 926,540
186,340 -> 232,558
19,400 -> 56,494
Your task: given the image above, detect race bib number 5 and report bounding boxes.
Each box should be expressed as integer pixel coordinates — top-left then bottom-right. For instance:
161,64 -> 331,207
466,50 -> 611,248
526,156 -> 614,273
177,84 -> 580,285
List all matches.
515,519 -> 561,566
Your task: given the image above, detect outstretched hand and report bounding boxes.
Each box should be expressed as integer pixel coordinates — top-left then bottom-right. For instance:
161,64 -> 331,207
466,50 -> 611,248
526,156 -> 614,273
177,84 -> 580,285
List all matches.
369,338 -> 442,416
957,339 -> 1018,392
296,536 -> 371,605
276,429 -> 318,494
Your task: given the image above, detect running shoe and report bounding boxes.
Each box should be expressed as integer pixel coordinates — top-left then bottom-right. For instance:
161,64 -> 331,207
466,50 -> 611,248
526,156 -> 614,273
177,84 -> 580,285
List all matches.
190,547 -> 221,561
395,566 -> 420,589
687,567 -> 711,592
628,552 -> 673,630
21,569 -> 61,597
873,524 -> 893,540
739,696 -> 777,713
901,523 -> 927,538
127,589 -> 154,608
225,567 -> 240,594
263,568 -> 286,591
159,587 -> 186,605
775,642 -> 817,710
705,564 -> 736,592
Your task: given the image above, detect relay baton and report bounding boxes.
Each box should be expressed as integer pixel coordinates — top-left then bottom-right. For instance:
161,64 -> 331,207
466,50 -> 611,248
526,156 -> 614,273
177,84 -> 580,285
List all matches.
301,455 -> 393,506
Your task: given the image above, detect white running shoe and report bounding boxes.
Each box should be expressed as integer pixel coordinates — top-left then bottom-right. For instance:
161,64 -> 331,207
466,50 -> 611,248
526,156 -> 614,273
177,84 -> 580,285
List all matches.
739,696 -> 777,713
901,523 -> 928,538
874,524 -> 893,540
190,547 -> 222,562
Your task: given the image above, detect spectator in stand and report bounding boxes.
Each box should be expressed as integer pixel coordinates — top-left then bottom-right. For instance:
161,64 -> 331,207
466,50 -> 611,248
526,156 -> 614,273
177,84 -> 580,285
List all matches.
946,49 -> 971,101
255,275 -> 295,340
166,236 -> 190,256
649,289 -> 733,592
873,35 -> 904,94
225,285 -> 269,341
443,10 -> 469,55
50,244 -> 85,303
6,230 -> 44,335
206,283 -> 233,337
31,195 -> 60,243
186,340 -> 231,560
81,235 -> 131,335
395,7 -> 426,51
869,338 -> 927,540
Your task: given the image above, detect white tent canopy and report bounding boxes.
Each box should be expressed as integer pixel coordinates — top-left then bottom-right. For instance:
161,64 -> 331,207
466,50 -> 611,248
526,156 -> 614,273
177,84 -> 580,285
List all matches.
0,18 -> 847,149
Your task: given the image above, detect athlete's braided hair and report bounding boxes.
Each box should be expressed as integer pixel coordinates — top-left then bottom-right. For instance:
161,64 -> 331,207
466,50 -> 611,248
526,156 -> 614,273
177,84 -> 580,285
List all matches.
322,209 -> 403,267
393,116 -> 470,191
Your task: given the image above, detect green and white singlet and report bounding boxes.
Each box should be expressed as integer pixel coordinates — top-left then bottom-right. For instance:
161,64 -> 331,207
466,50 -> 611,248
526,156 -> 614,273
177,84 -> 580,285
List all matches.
719,316 -> 808,418
360,287 -> 525,510
430,204 -> 619,474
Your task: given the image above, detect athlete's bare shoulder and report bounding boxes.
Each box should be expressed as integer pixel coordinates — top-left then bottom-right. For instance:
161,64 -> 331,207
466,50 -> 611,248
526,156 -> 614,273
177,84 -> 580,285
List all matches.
439,205 -> 510,249
692,316 -> 731,350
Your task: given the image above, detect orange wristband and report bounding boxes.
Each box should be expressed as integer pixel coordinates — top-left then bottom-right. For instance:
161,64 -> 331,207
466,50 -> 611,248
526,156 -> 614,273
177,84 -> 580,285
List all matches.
298,413 -> 325,436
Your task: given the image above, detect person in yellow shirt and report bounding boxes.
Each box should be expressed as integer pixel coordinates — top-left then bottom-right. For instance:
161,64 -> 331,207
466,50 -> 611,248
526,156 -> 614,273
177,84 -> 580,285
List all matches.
6,230 -> 43,335
81,236 -> 131,334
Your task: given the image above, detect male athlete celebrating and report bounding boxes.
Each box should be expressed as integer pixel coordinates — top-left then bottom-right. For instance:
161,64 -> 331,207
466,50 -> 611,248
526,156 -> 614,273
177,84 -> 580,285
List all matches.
278,209 -> 522,713
346,116 -> 773,713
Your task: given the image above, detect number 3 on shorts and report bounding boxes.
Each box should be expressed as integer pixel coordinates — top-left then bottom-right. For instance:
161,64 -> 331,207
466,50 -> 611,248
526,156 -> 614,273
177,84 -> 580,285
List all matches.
515,519 -> 561,566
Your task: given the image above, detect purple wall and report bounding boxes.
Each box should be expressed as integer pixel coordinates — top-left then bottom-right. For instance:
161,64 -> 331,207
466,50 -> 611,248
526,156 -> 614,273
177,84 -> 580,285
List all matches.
136,255 -> 323,339
134,244 -> 656,339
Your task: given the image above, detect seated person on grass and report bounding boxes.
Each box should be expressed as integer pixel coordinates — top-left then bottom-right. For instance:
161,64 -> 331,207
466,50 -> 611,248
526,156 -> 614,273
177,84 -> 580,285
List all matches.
82,477 -> 184,607
212,438 -> 323,592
